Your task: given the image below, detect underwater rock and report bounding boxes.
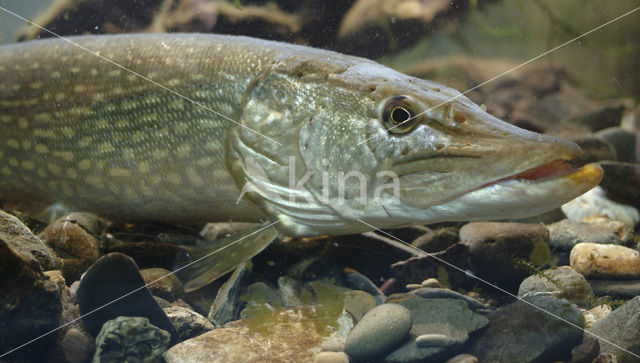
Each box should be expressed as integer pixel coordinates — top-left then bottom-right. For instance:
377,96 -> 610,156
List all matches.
548,217 -> 633,250
408,287 -> 487,312
76,253 -> 178,343
0,230 -> 62,361
164,308 -> 326,362
568,100 -> 630,132
208,261 -> 252,327
411,226 -> 459,253
467,295 -> 583,362
561,186 -> 639,228
460,222 -> 549,292
344,303 -> 412,361
287,257 -> 343,285
594,127 -> 637,163
242,281 -> 282,309
571,243 -> 640,279
587,296 -> 640,362
571,336 -> 600,363
163,306 -> 214,341
277,275 -> 304,307
62,328 -> 95,363
140,268 -> 185,302
518,266 -> 593,307
599,161 -> 640,210
445,354 -> 479,363
314,351 -> 350,363
39,213 -> 105,282
383,295 -> 488,363
415,334 -> 450,347
343,289 -> 377,322
342,267 -> 385,303
588,279 -> 640,298
0,209 -> 59,270
93,316 -> 171,363
569,136 -> 617,168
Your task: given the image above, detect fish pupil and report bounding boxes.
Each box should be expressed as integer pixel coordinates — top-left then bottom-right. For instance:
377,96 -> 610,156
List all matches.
391,107 -> 411,124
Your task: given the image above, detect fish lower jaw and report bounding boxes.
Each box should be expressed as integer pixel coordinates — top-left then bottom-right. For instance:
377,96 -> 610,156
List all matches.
429,162 -> 603,221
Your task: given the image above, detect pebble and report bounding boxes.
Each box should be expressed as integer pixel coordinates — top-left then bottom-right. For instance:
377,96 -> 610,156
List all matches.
587,296 -> 640,362
561,186 -> 639,228
140,267 -> 185,302
277,275 -> 304,307
314,351 -> 350,363
344,303 -> 413,360
93,316 -> 171,363
599,161 -> 640,210
459,222 -> 550,291
343,289 -> 377,322
164,308 -> 327,362
583,305 -> 612,328
208,261 -> 252,327
592,352 -> 619,363
570,135 -> 616,166
164,306 -> 214,341
548,217 -> 633,250
518,266 -> 593,307
420,278 -> 442,288
62,328 -> 95,363
243,281 -> 282,307
411,227 -> 459,253
406,283 -> 423,290
588,279 -> 640,297
0,209 -> 59,270
570,243 -> 640,278
320,339 -> 346,352
415,334 -> 450,347
39,213 -> 105,282
384,295 -> 488,362
467,295 -> 583,362
445,354 -> 479,363
76,253 -> 178,343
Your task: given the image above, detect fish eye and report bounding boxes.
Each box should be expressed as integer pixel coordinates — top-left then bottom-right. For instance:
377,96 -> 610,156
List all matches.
382,96 -> 419,134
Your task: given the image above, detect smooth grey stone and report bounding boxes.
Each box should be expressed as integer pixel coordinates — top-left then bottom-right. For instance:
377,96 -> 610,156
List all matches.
384,296 -> 488,363
468,295 -> 583,362
589,279 -> 640,297
208,261 -> 252,327
343,289 -> 377,322
343,268 -> 385,301
345,303 -> 412,360
518,266 -> 593,307
588,296 -> 640,362
76,253 -> 178,343
408,287 -> 487,311
594,127 -> 636,163
93,316 -> 170,363
548,218 -> 633,250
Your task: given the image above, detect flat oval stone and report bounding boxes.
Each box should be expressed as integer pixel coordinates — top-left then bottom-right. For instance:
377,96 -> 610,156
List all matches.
345,303 -> 412,360
415,334 -> 450,347
570,243 -> 640,278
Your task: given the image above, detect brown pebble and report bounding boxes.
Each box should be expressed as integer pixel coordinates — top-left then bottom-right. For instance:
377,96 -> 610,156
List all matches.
314,351 -> 350,363
140,267 -> 185,302
62,328 -> 95,363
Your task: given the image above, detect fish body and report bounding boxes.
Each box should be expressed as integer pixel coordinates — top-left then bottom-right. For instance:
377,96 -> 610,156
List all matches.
0,34 -> 602,236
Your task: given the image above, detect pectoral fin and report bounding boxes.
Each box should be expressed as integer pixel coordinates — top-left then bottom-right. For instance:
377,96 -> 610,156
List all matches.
174,223 -> 278,292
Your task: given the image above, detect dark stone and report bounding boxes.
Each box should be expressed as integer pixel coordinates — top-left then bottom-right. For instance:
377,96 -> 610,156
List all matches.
467,295 -> 584,362
343,267 -> 385,301
570,136 -> 617,168
408,287 -> 487,311
598,161 -> 640,208
163,306 -> 214,341
140,268 -> 185,302
0,234 -> 62,361
548,218 -> 633,250
207,261 -> 252,327
587,296 -> 640,362
568,101 -> 629,132
76,253 -> 178,344
93,316 -> 171,363
571,336 -> 600,363
380,277 -> 404,296
595,127 -> 637,163
411,227 -> 459,253
589,279 -> 640,298
459,222 -> 549,292
287,256 -> 343,285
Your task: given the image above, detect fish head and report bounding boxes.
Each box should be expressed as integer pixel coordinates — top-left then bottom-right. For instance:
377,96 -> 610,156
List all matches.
231,59 -> 602,236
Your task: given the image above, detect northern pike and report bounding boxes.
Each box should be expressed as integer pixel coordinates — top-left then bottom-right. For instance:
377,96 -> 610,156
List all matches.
0,34 -> 602,289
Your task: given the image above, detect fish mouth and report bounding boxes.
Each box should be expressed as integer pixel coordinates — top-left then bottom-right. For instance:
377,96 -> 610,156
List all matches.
481,159 -> 603,189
